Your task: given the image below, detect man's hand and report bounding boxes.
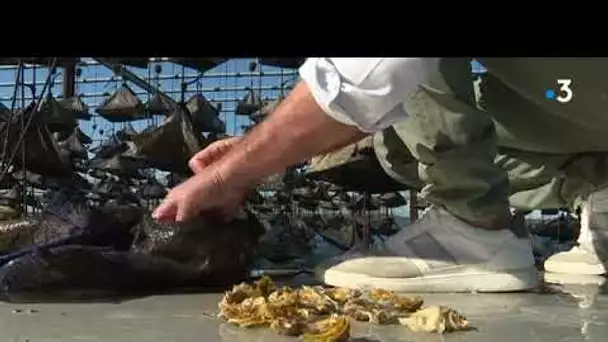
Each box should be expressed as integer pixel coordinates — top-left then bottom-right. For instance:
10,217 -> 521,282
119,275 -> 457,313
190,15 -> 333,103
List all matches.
189,137 -> 242,174
153,137 -> 248,223
152,165 -> 250,223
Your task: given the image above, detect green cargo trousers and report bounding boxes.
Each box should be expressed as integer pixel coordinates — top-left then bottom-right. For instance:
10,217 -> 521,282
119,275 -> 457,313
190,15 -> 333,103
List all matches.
373,58 -> 608,223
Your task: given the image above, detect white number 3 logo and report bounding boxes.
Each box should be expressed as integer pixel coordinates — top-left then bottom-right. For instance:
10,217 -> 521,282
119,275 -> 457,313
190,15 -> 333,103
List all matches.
556,79 -> 573,103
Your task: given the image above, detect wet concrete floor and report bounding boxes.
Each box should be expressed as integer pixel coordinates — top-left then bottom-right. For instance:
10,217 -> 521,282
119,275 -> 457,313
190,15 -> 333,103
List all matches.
0,273 -> 607,342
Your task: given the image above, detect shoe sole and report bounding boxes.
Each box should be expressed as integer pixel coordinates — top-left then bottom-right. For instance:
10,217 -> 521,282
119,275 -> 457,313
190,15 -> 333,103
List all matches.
319,267 -> 540,293
544,261 -> 606,276
543,272 -> 606,286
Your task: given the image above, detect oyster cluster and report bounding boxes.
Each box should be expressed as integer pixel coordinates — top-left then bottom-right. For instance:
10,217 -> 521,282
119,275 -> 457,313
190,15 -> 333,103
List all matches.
218,276 -> 470,341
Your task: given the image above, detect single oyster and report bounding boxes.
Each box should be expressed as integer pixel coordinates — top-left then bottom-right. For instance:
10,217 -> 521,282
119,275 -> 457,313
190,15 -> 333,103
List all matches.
221,283 -> 256,305
270,317 -> 306,336
398,306 -> 469,334
265,287 -> 300,319
324,287 -> 361,304
301,314 -> 350,342
219,279 -> 299,330
253,275 -> 277,298
220,296 -> 270,328
298,286 -> 339,315
342,300 -> 399,325
370,288 -> 423,312
219,275 -> 277,308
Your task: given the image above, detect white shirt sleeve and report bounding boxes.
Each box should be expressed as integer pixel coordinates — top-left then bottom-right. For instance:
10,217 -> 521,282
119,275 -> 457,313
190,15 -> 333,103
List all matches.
298,58 -> 439,133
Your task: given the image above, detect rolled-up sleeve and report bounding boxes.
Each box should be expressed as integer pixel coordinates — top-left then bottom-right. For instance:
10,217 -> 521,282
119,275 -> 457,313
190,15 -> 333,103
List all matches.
299,58 -> 438,133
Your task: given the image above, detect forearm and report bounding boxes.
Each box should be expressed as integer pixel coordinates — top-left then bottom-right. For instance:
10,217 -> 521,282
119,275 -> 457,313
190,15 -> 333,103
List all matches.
217,81 -> 367,185
215,57 -> 438,186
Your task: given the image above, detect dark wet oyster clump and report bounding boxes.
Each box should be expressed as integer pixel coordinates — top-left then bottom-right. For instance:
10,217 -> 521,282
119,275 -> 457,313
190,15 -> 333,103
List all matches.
0,190 -> 265,302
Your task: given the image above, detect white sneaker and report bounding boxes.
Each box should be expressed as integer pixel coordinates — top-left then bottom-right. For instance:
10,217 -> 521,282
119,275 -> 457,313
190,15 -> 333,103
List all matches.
314,206 -> 539,293
544,190 -> 608,275
544,246 -> 606,275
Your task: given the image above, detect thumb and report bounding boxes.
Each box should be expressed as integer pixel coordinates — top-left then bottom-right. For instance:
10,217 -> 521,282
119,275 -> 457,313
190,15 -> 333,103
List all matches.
189,150 -> 214,173
189,142 -> 228,170
189,138 -> 240,174
188,158 -> 206,174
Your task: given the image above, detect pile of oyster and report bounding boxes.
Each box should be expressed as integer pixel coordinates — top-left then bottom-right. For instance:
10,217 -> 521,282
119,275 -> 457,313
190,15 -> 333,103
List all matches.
218,276 -> 470,341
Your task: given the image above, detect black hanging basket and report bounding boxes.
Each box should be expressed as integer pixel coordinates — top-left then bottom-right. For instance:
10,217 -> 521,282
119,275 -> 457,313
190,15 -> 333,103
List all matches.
0,106 -> 73,178
145,92 -> 176,116
96,85 -> 146,123
38,94 -> 78,132
235,89 -> 264,116
126,108 -> 203,173
56,129 -> 89,160
185,94 -> 226,134
305,136 -> 410,194
57,96 -> 92,121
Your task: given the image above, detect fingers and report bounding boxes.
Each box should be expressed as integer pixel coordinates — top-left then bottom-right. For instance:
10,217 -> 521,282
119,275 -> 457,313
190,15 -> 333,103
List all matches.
188,157 -> 206,174
153,187 -> 244,224
153,174 -> 210,223
152,199 -> 178,222
153,195 -> 197,223
153,162 -> 249,224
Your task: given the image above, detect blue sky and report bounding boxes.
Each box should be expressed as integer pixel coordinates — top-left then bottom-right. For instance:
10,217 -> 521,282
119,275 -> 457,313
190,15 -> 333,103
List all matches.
0,58 -> 299,146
